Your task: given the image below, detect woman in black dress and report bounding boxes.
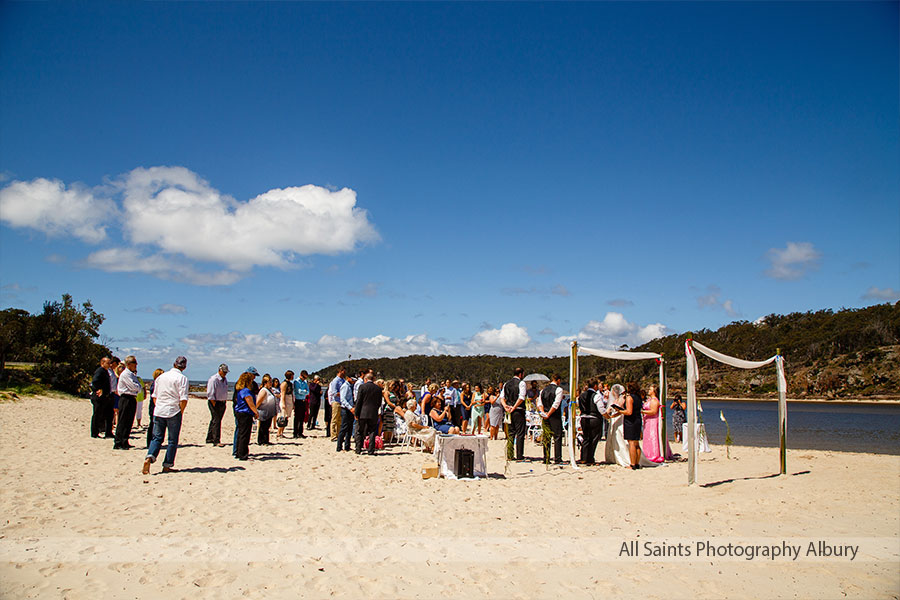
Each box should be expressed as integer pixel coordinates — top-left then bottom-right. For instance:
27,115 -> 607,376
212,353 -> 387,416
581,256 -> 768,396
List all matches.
622,382 -> 644,469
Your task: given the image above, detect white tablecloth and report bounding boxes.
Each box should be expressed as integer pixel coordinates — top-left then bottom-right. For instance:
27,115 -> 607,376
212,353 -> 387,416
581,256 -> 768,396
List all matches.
433,435 -> 488,479
682,424 -> 712,453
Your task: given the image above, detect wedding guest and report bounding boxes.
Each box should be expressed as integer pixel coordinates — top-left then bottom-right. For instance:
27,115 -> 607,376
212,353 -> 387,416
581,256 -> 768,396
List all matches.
329,368 -> 346,442
641,385 -> 667,463
487,386 -> 503,440
670,393 -> 686,443
142,356 -> 189,475
256,374 -> 278,446
336,374 -> 355,452
539,374 -> 565,464
112,362 -> 125,431
397,399 -> 436,451
233,372 -> 259,460
470,384 -> 486,435
233,367 -> 259,457
307,373 -> 322,430
501,368 -> 527,460
459,382 -> 473,433
420,384 -> 437,419
577,379 -> 602,465
380,379 -> 399,444
277,370 -> 294,439
90,356 -> 111,438
146,368 -> 164,448
292,370 -> 310,438
429,396 -> 460,435
114,355 -> 142,450
354,372 -> 382,454
205,364 -> 229,446
621,382 -> 644,470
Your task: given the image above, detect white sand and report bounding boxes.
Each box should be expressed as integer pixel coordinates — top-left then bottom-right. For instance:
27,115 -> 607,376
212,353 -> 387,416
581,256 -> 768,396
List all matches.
1,394 -> 898,599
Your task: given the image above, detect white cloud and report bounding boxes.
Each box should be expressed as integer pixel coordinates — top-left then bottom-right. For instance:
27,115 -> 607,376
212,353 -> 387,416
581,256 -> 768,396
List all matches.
862,287 -> 900,302
84,247 -> 242,286
159,303 -> 188,315
0,166 -> 379,285
560,312 -> 672,350
765,242 -> 821,280
0,178 -> 115,243
696,285 -> 738,317
468,323 -> 531,352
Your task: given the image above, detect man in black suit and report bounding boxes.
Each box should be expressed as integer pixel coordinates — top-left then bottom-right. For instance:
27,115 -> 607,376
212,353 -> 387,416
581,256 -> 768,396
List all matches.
90,356 -> 112,438
354,372 -> 382,455
502,367 -> 527,460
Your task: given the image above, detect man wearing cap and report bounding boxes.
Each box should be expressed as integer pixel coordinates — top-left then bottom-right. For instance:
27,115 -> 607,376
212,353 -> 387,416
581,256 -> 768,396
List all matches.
233,367 -> 259,457
143,356 -> 190,474
206,363 -> 229,446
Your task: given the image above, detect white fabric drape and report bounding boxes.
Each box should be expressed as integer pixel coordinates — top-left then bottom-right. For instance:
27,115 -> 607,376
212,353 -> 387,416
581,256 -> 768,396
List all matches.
580,346 -> 661,361
691,340 -> 776,369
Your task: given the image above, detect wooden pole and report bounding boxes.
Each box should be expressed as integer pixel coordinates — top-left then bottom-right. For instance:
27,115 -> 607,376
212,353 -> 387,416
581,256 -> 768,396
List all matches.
686,334 -> 697,485
659,354 -> 667,459
777,347 -> 787,475
569,341 -> 579,467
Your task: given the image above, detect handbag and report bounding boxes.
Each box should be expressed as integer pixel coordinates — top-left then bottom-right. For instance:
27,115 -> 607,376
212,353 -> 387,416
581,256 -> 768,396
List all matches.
276,416 -> 288,428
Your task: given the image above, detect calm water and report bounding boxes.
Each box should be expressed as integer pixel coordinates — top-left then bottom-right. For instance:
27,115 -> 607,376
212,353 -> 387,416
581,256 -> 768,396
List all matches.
689,401 -> 900,455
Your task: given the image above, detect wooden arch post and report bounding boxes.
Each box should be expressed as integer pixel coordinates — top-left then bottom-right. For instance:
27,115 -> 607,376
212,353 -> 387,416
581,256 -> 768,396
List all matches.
569,340 -> 579,457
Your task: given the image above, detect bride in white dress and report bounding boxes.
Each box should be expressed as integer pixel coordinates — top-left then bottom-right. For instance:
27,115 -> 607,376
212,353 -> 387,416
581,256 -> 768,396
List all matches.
604,384 -> 659,467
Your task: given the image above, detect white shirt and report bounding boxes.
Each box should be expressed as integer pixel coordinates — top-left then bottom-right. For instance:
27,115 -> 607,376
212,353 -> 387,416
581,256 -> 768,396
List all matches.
108,368 -> 118,394
117,367 -> 142,396
151,367 -> 189,418
550,385 -> 564,411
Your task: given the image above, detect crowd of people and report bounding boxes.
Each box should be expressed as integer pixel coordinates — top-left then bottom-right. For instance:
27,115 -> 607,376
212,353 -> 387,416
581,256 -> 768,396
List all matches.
88,355 -> 679,475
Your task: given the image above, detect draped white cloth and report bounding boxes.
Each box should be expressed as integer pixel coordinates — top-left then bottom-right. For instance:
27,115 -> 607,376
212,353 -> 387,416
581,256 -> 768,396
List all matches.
685,339 -> 789,484
580,346 -> 661,361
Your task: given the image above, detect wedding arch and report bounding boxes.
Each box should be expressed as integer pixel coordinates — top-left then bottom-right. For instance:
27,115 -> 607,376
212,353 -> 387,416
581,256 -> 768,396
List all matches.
685,337 -> 788,485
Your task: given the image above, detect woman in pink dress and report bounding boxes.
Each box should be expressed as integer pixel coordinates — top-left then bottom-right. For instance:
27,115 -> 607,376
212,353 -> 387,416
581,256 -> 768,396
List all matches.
641,385 -> 665,463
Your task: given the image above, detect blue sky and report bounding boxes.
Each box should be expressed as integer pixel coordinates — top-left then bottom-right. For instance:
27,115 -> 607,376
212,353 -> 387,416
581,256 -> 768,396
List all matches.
1,2 -> 898,380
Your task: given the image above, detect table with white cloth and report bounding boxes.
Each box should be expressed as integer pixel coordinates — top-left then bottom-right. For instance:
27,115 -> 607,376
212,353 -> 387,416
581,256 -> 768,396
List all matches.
433,435 -> 489,479
682,424 -> 712,453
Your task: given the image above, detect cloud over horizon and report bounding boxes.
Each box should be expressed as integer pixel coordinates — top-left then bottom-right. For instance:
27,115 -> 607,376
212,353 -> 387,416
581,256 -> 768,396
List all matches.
0,166 -> 379,286
765,242 -> 821,280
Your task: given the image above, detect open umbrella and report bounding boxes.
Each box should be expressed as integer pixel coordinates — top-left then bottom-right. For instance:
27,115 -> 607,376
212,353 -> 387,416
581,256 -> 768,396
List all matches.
523,373 -> 550,382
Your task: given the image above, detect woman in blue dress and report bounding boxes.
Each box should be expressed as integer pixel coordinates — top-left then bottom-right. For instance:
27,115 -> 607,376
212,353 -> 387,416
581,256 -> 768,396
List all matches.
429,396 -> 460,435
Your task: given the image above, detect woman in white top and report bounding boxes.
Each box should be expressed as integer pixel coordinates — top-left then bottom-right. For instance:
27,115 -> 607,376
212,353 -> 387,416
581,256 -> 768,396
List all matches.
256,374 -> 278,446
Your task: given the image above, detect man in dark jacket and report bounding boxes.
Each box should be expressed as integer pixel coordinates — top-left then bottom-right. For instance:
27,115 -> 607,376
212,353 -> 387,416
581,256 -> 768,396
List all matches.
354,373 -> 383,455
90,356 -> 112,438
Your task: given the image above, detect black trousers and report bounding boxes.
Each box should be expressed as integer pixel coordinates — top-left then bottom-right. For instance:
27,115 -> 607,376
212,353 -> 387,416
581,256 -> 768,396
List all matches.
102,395 -> 114,437
91,395 -> 105,437
206,400 -> 227,444
146,401 -> 155,447
510,410 -> 526,460
355,417 -> 378,454
337,407 -> 354,451
293,400 -> 306,437
323,399 -> 332,430
306,397 -> 320,429
543,416 -> 563,463
114,394 -> 136,448
258,418 -> 272,445
235,412 -> 254,459
449,405 -> 462,428
580,416 -> 602,463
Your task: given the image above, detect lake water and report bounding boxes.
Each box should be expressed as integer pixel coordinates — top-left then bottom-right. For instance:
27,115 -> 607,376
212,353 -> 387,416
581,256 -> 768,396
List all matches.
688,400 -> 900,455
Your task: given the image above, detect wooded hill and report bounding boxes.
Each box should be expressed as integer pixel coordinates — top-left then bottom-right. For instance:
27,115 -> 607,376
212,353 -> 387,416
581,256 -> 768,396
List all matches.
318,302 -> 900,399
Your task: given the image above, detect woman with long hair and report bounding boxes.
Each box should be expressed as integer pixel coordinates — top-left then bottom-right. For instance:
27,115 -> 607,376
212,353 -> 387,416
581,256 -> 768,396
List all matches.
277,370 -> 294,439
487,385 -> 503,440
670,393 -> 686,443
621,382 -> 644,469
470,383 -> 486,435
459,382 -> 472,433
381,379 -> 399,444
429,396 -> 460,435
233,372 -> 259,460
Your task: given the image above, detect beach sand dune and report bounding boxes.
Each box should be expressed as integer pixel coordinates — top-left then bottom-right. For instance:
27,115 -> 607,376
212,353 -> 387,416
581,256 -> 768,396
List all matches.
1,395 -> 897,599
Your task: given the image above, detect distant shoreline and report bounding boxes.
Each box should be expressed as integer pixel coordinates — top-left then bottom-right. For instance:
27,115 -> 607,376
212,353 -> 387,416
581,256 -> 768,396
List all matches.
700,396 -> 900,406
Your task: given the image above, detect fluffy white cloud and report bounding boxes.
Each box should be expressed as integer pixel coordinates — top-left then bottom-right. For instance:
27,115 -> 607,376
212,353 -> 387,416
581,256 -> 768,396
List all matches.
468,323 -> 531,352
118,167 -> 379,271
0,178 -> 115,243
0,166 -> 379,285
765,242 -> 821,280
862,287 -> 900,302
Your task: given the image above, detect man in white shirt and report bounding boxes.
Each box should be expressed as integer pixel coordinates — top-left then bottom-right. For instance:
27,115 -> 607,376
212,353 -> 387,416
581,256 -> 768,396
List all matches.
143,356 -> 189,474
501,368 -> 528,460
114,355 -> 142,450
328,368 -> 346,442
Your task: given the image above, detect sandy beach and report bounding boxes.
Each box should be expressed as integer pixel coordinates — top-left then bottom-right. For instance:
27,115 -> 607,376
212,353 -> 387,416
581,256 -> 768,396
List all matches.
1,394 -> 898,599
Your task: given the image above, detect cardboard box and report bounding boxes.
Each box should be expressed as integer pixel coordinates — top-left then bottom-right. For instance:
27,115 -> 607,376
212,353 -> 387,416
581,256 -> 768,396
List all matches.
421,461 -> 440,479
